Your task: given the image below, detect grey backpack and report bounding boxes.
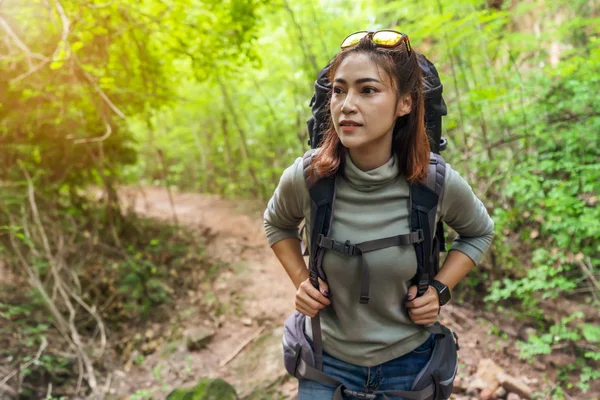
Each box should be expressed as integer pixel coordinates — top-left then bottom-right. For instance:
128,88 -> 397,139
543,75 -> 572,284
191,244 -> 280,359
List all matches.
281,150 -> 459,400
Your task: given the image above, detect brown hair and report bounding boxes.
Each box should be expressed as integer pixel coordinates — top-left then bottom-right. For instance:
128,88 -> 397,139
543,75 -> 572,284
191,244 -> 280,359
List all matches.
311,34 -> 430,183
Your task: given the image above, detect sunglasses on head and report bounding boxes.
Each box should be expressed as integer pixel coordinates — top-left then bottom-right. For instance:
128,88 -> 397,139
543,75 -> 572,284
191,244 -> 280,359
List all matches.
340,30 -> 412,55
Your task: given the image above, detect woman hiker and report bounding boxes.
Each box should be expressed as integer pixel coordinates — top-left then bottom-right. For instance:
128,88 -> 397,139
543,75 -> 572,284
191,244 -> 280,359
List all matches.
263,30 -> 495,399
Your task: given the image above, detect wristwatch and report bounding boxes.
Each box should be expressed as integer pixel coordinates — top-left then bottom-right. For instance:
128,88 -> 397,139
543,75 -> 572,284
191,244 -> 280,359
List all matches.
430,280 -> 452,306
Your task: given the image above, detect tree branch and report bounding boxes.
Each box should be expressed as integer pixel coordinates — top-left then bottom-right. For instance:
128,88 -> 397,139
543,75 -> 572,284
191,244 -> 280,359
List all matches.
578,257 -> 599,301
74,56 -> 126,119
74,114 -> 113,144
51,0 -> 71,62
0,337 -> 47,387
17,163 -> 99,393
0,16 -> 48,66
9,59 -> 50,84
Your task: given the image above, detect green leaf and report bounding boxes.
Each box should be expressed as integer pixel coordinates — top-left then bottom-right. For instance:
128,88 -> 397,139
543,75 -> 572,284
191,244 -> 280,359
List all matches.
50,61 -> 63,70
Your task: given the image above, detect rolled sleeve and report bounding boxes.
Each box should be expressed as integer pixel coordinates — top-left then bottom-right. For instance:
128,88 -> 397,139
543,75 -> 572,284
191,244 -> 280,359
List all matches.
440,164 -> 495,264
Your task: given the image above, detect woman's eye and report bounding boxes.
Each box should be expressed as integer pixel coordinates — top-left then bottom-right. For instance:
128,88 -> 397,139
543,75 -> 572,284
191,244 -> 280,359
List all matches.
362,87 -> 377,94
333,87 -> 345,94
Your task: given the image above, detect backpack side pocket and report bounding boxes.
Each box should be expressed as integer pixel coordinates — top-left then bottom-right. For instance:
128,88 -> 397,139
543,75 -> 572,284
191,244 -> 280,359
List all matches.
282,312 -> 315,378
411,328 -> 459,400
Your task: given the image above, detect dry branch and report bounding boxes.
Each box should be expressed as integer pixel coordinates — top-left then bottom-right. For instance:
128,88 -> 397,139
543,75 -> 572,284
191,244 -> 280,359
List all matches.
16,163 -> 104,395
74,56 -> 126,119
578,258 -> 599,291
74,115 -> 113,144
9,59 -> 50,84
0,336 -> 47,387
45,383 -> 52,399
578,258 -> 599,302
0,16 -> 48,65
219,326 -> 266,367
53,0 -> 70,51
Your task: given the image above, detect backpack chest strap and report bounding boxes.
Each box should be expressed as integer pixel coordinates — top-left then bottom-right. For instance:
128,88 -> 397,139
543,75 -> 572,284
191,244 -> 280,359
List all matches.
317,231 -> 424,255
317,231 -> 424,303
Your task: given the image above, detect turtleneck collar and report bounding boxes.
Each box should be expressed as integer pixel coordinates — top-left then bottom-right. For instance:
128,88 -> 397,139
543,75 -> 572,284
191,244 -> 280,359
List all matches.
343,152 -> 400,192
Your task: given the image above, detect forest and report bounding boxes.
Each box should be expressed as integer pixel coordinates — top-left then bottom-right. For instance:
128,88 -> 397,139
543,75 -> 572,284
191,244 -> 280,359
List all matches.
0,0 -> 598,399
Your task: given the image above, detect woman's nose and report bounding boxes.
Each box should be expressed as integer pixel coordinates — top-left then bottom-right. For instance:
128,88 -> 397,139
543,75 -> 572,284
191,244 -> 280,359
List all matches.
341,93 -> 358,114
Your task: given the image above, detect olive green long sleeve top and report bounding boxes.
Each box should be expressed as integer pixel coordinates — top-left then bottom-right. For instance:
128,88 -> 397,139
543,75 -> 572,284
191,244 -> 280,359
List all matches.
264,152 -> 494,366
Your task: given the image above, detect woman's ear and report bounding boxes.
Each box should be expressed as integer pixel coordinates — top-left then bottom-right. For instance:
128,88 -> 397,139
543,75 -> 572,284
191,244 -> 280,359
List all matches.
396,94 -> 413,117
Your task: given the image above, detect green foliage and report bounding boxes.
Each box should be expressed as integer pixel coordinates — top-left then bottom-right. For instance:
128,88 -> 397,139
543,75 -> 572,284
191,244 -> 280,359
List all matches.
578,366 -> 600,393
166,378 -> 238,400
517,313 -> 582,360
117,249 -> 173,318
122,0 -> 371,196
129,389 -> 154,400
516,312 -> 600,394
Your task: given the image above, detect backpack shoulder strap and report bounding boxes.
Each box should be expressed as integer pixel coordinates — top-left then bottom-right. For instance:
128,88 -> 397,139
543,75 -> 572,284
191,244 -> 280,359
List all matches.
302,150 -> 336,284
302,149 -> 336,371
411,153 -> 446,296
424,152 -> 446,197
302,149 -> 316,187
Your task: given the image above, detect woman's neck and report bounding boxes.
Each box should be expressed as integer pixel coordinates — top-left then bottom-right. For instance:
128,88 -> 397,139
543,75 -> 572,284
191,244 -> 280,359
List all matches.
348,136 -> 393,171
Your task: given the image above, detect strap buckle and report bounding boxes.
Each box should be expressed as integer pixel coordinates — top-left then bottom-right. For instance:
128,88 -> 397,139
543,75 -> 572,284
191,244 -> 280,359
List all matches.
340,240 -> 357,256
317,235 -> 358,257
343,389 -> 376,400
415,229 -> 425,243
359,295 -> 370,304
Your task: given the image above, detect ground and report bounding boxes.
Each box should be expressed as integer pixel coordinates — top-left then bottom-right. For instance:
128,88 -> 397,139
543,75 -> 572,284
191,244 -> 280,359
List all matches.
106,186 -> 596,400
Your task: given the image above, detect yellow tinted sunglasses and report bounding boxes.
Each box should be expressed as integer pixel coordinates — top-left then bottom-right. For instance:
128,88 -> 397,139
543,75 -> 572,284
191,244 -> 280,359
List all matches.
340,30 -> 412,54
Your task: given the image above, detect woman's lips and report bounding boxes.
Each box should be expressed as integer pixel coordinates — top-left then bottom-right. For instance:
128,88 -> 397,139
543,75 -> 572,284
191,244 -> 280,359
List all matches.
339,121 -> 363,132
341,125 -> 360,132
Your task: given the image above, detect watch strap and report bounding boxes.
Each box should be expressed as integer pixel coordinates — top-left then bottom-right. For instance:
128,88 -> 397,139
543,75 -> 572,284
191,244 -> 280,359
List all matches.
430,280 -> 451,306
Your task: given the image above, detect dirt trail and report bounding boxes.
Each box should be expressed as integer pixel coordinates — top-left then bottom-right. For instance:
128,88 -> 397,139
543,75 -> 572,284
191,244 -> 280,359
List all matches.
109,186 -> 563,400
110,187 -> 298,399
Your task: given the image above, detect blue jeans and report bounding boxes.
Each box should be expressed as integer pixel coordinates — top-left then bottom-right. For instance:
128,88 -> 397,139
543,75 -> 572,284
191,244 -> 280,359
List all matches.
298,334 -> 435,400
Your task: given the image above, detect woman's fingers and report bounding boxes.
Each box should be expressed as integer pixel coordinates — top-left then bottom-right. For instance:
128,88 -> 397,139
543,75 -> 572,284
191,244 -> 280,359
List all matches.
296,305 -> 318,318
411,315 -> 438,325
301,279 -> 330,306
296,291 -> 323,311
409,307 -> 439,323
406,286 -> 439,324
406,286 -> 438,309
318,277 -> 329,297
408,302 -> 439,317
406,285 -> 418,301
295,278 -> 331,317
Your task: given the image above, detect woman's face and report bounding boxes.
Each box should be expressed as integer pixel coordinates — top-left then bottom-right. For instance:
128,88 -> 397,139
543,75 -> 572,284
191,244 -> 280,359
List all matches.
330,53 -> 411,152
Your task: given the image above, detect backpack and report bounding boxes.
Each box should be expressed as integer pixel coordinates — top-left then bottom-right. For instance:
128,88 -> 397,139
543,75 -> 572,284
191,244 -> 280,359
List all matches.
281,53 -> 459,400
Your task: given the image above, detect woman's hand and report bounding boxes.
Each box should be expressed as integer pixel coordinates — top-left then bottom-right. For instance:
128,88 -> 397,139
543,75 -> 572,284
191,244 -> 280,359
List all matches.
405,285 -> 439,325
296,277 -> 330,317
